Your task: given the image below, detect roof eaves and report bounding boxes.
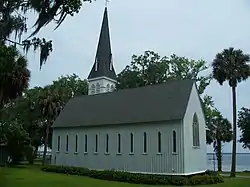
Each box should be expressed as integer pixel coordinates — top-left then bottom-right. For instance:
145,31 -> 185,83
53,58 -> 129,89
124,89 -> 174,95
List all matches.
52,118 -> 183,129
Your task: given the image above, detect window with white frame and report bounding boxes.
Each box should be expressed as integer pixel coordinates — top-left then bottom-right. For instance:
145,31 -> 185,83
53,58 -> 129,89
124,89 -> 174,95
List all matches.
57,136 -> 60,152
75,135 -> 78,153
65,135 -> 69,152
130,133 -> 134,153
158,131 -> 162,153
84,134 -> 88,153
173,130 -> 177,153
95,134 -> 98,153
192,113 -> 200,147
143,132 -> 147,153
105,134 -> 109,153
117,133 -> 121,153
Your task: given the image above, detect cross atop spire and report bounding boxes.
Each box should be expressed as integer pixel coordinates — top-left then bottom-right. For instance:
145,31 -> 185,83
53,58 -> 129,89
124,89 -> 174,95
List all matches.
87,6 -> 116,80
105,0 -> 109,7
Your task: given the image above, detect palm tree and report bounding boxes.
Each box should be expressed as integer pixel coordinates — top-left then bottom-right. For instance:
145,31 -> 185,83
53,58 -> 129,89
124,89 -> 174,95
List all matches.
209,111 -> 232,171
212,47 -> 250,177
0,44 -> 30,108
38,86 -> 63,165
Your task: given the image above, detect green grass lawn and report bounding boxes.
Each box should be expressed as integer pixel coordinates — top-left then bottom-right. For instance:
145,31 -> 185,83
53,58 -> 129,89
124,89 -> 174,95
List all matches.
1,165 -> 250,187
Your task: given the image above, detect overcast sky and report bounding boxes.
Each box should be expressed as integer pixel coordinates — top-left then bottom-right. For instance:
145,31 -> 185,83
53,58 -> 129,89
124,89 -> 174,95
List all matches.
21,0 -> 250,153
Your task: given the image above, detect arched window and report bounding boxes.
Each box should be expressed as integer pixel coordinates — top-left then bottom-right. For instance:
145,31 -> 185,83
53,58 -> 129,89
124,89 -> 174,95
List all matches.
111,85 -> 114,91
106,84 -> 110,92
192,113 -> 200,147
91,84 -> 95,95
96,83 -> 100,94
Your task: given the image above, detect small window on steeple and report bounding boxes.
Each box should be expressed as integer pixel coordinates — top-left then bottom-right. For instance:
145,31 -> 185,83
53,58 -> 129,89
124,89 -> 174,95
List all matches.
91,84 -> 95,95
106,84 -> 110,92
96,83 -> 100,94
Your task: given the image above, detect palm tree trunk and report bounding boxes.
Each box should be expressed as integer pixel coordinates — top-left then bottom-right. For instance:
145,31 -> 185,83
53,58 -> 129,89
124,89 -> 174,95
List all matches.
42,123 -> 50,166
217,140 -> 222,172
230,86 -> 237,177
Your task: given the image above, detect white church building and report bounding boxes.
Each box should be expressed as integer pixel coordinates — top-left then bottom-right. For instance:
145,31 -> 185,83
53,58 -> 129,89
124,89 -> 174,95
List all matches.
51,7 -> 207,175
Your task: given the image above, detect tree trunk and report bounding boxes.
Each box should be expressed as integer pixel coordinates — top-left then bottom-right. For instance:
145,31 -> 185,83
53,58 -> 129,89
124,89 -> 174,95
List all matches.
230,86 -> 237,177
11,154 -> 21,165
216,140 -> 222,172
27,148 -> 34,165
28,146 -> 39,165
34,146 -> 38,159
42,123 -> 50,166
0,89 -> 4,110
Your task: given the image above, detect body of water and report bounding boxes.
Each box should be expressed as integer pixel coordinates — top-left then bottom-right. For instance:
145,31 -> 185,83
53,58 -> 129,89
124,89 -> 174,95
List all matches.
207,153 -> 250,171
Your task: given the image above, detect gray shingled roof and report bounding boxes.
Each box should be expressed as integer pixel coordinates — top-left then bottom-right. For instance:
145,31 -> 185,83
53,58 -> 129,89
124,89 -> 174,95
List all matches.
88,7 -> 117,80
52,80 -> 194,128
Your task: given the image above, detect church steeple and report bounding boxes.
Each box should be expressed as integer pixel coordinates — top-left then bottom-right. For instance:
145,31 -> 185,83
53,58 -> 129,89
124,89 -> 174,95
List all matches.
88,7 -> 116,80
87,7 -> 117,95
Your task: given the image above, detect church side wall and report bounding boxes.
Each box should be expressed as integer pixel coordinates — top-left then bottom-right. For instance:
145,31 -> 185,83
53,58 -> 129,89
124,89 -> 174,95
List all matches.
183,84 -> 207,174
51,120 -> 185,175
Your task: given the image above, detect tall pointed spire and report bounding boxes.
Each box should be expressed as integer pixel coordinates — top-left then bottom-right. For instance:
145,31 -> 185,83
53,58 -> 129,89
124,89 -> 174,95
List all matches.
88,7 -> 116,80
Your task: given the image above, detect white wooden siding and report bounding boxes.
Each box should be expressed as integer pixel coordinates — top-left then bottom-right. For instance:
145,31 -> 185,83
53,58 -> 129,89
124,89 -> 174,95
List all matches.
51,121 -> 184,175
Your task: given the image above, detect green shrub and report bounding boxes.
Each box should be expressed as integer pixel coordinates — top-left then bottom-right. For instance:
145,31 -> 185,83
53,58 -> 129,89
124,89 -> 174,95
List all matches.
204,170 -> 219,176
41,165 -> 224,186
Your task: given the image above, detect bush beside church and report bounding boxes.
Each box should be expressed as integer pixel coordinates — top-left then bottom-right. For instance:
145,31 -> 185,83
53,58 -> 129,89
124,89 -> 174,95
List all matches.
41,165 -> 224,186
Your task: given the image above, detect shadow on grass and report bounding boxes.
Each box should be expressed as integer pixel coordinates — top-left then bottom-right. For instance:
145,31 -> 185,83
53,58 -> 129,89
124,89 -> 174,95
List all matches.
6,164 -> 27,169
0,163 -> 42,169
0,167 -> 8,187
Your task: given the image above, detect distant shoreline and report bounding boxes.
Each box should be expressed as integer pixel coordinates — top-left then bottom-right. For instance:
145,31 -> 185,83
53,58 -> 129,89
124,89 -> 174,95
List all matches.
207,152 -> 250,154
